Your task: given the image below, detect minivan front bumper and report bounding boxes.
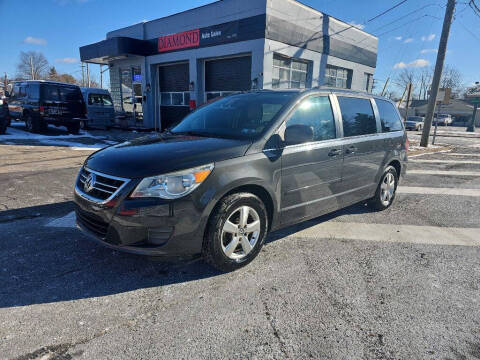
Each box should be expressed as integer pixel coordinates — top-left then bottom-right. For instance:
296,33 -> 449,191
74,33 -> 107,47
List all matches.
74,186 -> 208,258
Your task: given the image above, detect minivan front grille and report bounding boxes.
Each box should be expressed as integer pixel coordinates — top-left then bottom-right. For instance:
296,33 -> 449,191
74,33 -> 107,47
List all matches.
76,209 -> 109,238
76,167 -> 129,203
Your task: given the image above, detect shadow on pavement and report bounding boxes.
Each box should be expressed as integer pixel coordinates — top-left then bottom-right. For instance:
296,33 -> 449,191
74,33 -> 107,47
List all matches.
0,200 -> 372,308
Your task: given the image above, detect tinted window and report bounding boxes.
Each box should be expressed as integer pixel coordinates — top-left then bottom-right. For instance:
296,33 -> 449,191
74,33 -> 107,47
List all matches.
88,93 -> 103,105
19,86 -> 27,98
102,95 -> 113,106
376,99 -> 403,132
27,84 -> 40,99
286,96 -> 336,142
338,96 -> 377,137
59,86 -> 82,101
172,92 -> 294,140
42,85 -> 60,101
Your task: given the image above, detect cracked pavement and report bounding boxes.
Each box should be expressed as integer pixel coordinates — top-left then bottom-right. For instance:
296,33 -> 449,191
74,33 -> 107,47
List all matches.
1,128 -> 480,359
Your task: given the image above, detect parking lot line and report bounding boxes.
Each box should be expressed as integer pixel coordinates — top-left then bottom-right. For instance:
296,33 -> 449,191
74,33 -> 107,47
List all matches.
409,159 -> 480,164
292,221 -> 480,247
408,170 -> 480,176
397,186 -> 480,196
443,153 -> 480,157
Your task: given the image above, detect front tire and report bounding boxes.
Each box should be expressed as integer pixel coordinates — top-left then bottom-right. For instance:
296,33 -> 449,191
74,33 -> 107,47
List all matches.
203,192 -> 268,272
67,123 -> 80,134
368,166 -> 398,211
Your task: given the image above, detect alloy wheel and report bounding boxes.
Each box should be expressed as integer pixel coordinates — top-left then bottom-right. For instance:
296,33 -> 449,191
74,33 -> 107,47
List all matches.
221,206 -> 261,260
380,172 -> 396,206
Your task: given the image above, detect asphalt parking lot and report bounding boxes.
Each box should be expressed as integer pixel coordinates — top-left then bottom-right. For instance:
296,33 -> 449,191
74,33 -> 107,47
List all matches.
1,125 -> 480,360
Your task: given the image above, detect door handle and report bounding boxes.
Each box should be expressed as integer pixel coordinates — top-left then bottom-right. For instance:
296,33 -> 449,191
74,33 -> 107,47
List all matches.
345,145 -> 357,154
328,148 -> 342,157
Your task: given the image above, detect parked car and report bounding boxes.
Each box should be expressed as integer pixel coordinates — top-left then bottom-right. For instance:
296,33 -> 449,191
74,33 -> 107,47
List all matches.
0,95 -> 9,135
80,87 -> 115,129
405,116 -> 424,131
74,89 -> 408,272
434,113 -> 453,126
7,81 -> 86,134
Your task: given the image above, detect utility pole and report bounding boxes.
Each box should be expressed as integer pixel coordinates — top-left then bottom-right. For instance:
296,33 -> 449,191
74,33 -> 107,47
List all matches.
381,77 -> 390,97
405,82 -> 413,121
420,0 -> 456,147
86,63 -> 90,88
100,64 -> 103,89
81,63 -> 85,87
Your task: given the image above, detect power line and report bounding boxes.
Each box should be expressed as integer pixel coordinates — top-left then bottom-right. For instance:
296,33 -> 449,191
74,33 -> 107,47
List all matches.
368,0 -> 409,22
371,3 -> 443,33
329,0 -> 409,38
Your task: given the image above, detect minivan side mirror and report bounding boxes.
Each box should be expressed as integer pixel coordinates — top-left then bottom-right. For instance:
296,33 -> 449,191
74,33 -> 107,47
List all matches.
284,124 -> 314,146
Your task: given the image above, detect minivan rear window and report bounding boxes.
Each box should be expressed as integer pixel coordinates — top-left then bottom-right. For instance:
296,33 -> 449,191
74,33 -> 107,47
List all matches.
376,99 -> 403,132
337,96 -> 377,137
88,93 -> 113,106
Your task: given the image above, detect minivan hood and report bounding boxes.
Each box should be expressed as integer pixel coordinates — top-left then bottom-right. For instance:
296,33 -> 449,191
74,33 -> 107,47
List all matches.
85,134 -> 252,179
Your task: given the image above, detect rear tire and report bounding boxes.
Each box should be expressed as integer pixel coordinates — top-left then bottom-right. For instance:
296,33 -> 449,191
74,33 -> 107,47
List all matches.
0,120 -> 6,135
203,192 -> 268,272
79,120 -> 88,130
368,166 -> 398,211
67,123 -> 80,134
25,114 -> 41,133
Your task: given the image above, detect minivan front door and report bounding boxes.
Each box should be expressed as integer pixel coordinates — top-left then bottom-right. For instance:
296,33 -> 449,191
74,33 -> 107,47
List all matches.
280,95 -> 343,225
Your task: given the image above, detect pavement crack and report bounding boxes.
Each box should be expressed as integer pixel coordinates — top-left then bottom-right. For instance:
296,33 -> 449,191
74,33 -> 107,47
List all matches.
262,297 -> 290,358
11,329 -> 107,360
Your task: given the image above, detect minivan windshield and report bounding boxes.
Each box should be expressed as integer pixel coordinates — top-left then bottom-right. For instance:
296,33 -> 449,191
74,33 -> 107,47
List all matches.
171,92 -> 295,140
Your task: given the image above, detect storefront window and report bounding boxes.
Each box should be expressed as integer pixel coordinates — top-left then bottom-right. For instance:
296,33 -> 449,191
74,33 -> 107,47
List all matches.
324,65 -> 352,89
272,54 -> 308,89
120,67 -> 133,114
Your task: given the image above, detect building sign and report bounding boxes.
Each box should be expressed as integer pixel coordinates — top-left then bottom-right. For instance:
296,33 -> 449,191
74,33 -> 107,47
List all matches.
158,29 -> 200,52
157,21 -> 239,54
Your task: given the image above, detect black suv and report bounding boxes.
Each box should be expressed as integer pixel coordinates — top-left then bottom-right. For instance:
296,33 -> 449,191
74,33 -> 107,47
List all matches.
7,81 -> 86,134
75,89 -> 408,272
0,95 -> 9,134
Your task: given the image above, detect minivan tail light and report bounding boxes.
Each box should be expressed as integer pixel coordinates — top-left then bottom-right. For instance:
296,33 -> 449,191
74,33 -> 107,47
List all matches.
39,105 -> 45,115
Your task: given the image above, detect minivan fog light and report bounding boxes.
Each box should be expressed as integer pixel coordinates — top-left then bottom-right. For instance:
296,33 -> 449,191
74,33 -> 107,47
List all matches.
130,164 -> 214,199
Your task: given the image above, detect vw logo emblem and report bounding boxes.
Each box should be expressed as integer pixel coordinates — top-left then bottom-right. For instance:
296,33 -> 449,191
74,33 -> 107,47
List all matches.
84,173 -> 96,193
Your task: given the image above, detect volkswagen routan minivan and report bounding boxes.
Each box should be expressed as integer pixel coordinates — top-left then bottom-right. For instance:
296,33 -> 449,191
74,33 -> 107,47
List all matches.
74,89 -> 407,272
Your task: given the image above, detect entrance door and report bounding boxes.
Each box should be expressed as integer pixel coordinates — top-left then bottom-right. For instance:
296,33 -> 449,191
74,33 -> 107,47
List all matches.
159,63 -> 190,130
280,95 -> 343,224
204,56 -> 252,102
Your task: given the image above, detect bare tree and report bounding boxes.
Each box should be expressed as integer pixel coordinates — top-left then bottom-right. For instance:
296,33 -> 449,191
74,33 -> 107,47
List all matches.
440,64 -> 463,98
16,51 -> 49,80
397,68 -> 416,91
418,67 -> 433,100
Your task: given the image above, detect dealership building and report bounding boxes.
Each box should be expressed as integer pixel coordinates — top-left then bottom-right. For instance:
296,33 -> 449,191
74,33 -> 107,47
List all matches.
80,0 -> 378,130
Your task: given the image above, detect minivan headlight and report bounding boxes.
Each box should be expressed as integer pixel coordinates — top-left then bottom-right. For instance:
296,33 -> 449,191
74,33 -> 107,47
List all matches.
130,164 -> 214,199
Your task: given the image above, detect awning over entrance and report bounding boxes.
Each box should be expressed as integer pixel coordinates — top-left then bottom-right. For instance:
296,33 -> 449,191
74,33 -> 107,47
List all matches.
79,37 -> 156,64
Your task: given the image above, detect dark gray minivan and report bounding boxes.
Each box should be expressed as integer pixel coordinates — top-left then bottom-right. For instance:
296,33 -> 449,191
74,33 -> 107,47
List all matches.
75,89 -> 407,272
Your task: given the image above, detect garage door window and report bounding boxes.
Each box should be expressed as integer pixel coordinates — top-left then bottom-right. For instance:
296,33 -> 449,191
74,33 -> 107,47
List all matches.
272,54 -> 308,89
160,92 -> 190,106
338,96 -> 377,137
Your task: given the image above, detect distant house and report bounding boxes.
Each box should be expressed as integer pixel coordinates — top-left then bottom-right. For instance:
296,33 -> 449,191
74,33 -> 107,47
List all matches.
411,98 -> 480,125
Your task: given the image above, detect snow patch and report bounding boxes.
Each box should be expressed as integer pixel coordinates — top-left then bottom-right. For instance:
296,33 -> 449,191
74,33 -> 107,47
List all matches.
45,211 -> 76,228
